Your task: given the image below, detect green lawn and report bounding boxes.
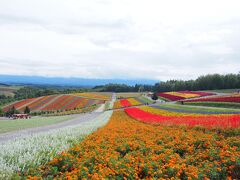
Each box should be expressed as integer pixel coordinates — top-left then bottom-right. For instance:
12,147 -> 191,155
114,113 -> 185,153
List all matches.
0,115 -> 75,134
158,103 -> 240,113
138,96 -> 154,104
157,96 -> 170,102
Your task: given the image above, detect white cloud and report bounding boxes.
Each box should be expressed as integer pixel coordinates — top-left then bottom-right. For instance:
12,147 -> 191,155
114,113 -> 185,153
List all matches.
0,0 -> 239,81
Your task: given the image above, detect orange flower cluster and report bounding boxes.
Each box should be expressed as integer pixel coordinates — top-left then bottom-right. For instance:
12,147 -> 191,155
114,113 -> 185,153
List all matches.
26,111 -> 239,179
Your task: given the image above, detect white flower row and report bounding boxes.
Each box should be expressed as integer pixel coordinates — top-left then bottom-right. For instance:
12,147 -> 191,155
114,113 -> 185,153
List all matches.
0,111 -> 113,179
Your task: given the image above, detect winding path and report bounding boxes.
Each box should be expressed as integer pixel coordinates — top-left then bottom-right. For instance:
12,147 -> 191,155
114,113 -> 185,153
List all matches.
0,112 -> 102,143
0,93 -> 117,143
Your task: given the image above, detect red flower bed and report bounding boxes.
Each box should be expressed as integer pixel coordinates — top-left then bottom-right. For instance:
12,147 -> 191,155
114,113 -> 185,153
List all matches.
42,95 -> 74,111
157,91 -> 215,101
3,98 -> 37,112
184,96 -> 240,103
125,108 -> 240,128
120,99 -> 131,107
28,95 -> 58,111
157,93 -> 184,101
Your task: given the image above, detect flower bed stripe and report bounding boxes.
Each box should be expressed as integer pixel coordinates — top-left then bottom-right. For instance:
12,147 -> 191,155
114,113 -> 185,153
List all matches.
125,108 -> 240,128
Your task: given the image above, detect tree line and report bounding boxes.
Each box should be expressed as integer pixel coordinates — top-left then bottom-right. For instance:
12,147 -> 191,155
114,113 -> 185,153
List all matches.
95,73 -> 240,93
153,73 -> 240,92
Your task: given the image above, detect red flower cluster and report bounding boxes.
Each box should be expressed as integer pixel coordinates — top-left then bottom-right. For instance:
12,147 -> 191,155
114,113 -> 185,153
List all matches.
120,99 -> 131,107
125,108 -> 240,129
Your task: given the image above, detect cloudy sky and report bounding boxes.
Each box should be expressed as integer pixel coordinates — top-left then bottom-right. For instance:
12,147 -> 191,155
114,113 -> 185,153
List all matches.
0,0 -> 239,80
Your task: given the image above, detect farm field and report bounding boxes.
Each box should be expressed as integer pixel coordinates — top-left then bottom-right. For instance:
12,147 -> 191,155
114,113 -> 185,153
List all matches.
1,91 -> 240,179
25,110 -> 240,179
3,94 -> 104,113
0,85 -> 21,97
157,91 -> 215,101
0,115 -> 75,133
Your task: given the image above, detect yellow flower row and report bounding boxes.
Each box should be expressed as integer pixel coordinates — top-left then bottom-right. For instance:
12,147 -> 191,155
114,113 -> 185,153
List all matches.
127,98 -> 142,106
73,93 -> 110,100
165,92 -> 200,98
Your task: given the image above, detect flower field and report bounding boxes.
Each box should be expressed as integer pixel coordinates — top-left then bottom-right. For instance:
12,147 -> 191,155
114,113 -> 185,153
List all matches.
125,107 -> 240,129
73,93 -> 111,101
113,98 -> 143,109
3,95 -> 104,113
0,111 -> 113,179
184,93 -> 240,103
25,111 -> 240,179
158,91 -> 215,101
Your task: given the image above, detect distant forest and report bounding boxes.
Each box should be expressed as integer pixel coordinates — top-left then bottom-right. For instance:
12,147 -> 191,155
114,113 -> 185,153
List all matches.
153,73 -> 240,92
97,73 -> 240,92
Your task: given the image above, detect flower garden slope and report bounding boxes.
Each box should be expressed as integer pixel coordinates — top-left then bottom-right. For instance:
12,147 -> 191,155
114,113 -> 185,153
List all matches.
0,111 -> 113,179
157,91 -> 215,101
125,107 -> 240,129
3,94 -> 104,113
26,111 -> 239,179
184,94 -> 240,103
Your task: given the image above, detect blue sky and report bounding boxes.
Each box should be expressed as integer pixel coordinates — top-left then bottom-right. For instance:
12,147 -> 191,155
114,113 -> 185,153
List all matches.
0,0 -> 239,80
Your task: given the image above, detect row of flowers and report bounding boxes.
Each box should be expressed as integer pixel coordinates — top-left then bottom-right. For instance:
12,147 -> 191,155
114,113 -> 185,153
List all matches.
25,111 -> 240,179
125,106 -> 240,129
183,94 -> 240,103
158,91 -> 215,101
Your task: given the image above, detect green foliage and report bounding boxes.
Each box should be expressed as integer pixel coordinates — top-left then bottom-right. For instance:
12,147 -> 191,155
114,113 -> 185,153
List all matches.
154,73 -> 240,92
94,83 -> 153,92
0,108 -> 3,116
5,106 -> 19,117
24,106 -> 31,114
151,93 -> 158,100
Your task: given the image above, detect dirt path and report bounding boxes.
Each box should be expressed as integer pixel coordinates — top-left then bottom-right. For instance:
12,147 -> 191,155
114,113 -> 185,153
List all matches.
94,104 -> 105,112
0,112 -> 101,143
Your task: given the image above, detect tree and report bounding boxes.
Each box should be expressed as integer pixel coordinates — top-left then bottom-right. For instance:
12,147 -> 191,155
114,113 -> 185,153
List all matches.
24,106 -> 30,114
5,106 -> 18,117
0,108 -> 3,116
152,93 -> 158,100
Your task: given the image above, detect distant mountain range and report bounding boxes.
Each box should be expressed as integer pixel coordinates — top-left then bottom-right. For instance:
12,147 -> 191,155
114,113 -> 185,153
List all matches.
0,75 -> 159,87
